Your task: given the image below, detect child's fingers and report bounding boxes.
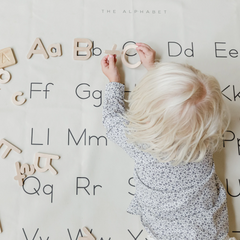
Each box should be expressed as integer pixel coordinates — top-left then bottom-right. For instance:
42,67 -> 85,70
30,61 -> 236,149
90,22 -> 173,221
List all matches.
101,55 -> 109,68
136,42 -> 152,49
108,55 -> 115,69
136,47 -> 145,59
102,55 -> 109,62
136,43 -> 153,51
136,43 -> 155,57
137,45 -> 152,55
101,55 -> 107,65
113,54 -> 117,63
108,54 -> 117,62
136,45 -> 150,52
137,46 -> 155,59
136,42 -> 146,46
136,46 -> 151,58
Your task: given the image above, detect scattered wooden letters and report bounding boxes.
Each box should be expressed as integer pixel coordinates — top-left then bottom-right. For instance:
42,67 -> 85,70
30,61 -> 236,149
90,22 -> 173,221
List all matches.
74,38 -> 93,60
78,227 -> 95,240
0,137 -> 60,186
0,68 -> 11,84
0,139 -> 22,159
14,152 -> 60,186
34,152 -> 60,175
12,91 -> 27,106
27,38 -> 50,59
121,44 -> 141,68
0,47 -> 17,69
26,38 -> 142,68
105,44 -> 121,56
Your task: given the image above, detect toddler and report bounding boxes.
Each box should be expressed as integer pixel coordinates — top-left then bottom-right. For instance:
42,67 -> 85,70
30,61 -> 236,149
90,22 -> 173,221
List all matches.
101,43 -> 236,240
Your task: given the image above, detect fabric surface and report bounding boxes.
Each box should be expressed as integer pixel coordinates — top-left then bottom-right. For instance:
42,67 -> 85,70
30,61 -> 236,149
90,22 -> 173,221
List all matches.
102,82 -> 230,240
0,0 -> 240,239
148,235 -> 237,240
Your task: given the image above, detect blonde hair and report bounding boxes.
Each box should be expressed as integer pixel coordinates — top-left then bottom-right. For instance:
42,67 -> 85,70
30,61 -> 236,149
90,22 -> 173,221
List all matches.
124,62 -> 230,165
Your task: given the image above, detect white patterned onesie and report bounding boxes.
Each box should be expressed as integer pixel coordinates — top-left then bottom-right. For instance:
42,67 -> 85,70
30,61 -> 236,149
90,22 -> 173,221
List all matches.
102,82 -> 234,240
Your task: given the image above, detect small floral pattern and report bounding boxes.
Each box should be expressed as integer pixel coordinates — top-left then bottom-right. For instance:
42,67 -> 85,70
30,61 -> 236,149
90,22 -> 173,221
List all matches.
102,82 -> 230,240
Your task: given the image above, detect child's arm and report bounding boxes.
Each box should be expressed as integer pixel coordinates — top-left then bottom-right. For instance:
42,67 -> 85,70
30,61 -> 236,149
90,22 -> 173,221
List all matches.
101,54 -> 121,83
101,54 -> 132,153
101,44 -> 156,155
102,81 -> 128,146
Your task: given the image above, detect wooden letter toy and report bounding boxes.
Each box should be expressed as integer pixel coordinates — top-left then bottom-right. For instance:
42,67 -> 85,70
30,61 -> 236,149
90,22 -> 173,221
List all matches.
14,162 -> 35,186
14,162 -> 26,186
78,227 -> 95,240
0,47 -> 17,69
105,44 -> 121,56
47,43 -> 62,57
0,139 -> 22,159
0,219 -> 2,233
27,38 -> 49,59
21,163 -> 35,176
0,68 -> 11,84
34,152 -> 60,175
12,91 -> 27,106
74,38 -> 93,60
121,44 -> 141,68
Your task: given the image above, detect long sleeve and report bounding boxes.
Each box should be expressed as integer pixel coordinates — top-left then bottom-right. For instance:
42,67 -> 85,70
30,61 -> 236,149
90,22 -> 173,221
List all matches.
102,82 -> 136,156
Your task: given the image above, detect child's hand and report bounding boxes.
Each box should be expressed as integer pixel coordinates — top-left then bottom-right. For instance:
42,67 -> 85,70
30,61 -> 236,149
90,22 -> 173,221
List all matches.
136,43 -> 156,70
101,54 -> 121,83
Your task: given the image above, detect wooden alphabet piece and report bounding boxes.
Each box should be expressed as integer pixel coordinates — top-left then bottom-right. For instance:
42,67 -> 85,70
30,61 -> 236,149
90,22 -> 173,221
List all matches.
74,38 -> 93,60
14,162 -> 26,186
0,219 -> 2,233
47,43 -> 62,57
34,152 -> 60,175
21,163 -> 35,175
12,91 -> 27,106
14,152 -> 60,186
78,227 -> 95,240
27,38 -> 49,59
0,139 -> 22,159
14,162 -> 35,186
0,47 -> 17,69
121,44 -> 141,68
0,69 -> 11,84
105,44 -> 122,56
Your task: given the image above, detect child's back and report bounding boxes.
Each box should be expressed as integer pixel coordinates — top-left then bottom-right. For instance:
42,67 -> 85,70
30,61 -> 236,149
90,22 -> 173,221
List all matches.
101,43 -> 234,240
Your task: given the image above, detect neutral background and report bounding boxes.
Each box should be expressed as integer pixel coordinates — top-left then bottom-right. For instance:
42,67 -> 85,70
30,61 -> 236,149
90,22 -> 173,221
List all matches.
0,0 -> 239,239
